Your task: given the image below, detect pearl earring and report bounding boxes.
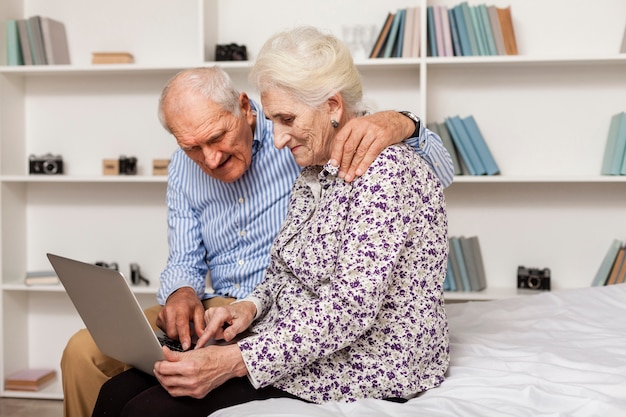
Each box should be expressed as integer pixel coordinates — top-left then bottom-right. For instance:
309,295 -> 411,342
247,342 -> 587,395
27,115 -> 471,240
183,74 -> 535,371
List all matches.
330,119 -> 339,128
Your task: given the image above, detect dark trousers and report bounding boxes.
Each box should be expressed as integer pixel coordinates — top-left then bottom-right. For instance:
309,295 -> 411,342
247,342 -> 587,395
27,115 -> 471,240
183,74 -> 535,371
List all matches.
91,368 -> 303,417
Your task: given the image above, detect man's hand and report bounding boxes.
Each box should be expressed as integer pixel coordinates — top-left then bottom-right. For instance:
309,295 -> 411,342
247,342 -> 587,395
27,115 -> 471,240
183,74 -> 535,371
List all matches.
195,301 -> 256,348
330,110 -> 415,182
156,287 -> 205,351
154,344 -> 248,399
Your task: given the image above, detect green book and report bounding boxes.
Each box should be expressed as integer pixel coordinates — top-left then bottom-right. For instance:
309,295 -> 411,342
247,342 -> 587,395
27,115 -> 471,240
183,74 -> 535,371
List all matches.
591,239 -> 623,286
601,112 -> 626,175
5,19 -> 24,65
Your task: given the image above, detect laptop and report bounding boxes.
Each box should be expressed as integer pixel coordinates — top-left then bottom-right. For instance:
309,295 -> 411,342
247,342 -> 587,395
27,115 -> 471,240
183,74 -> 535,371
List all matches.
47,253 -> 193,375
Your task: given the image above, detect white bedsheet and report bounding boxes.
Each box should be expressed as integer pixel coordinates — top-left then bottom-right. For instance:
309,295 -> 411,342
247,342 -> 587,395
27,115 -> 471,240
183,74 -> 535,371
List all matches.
212,284 -> 626,417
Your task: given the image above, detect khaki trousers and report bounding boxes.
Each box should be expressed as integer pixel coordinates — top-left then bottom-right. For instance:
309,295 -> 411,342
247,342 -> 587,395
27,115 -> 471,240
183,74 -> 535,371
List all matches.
61,296 -> 236,417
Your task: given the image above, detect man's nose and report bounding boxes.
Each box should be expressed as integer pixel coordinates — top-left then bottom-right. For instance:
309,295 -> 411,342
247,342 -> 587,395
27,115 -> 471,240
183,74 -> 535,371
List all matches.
202,147 -> 222,169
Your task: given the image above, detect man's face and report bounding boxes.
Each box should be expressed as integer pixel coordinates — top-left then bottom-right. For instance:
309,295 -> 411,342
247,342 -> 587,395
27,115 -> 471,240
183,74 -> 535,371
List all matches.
166,93 -> 255,183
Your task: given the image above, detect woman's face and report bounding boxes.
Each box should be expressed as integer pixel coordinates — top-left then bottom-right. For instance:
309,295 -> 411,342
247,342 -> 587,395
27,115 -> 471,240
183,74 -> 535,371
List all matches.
261,89 -> 334,167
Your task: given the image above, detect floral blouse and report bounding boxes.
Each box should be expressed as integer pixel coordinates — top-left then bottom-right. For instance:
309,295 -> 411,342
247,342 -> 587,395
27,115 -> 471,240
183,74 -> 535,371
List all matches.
238,143 -> 449,403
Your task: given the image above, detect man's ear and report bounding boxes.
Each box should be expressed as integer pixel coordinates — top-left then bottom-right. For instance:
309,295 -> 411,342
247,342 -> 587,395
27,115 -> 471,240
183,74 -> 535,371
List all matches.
239,92 -> 254,122
327,93 -> 344,122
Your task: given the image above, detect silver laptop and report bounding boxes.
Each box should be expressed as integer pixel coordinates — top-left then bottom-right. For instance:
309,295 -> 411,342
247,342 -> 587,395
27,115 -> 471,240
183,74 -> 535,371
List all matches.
47,253 -> 187,374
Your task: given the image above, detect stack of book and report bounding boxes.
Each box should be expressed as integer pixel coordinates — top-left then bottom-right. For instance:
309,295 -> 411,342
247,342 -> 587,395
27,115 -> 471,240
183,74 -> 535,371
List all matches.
426,2 -> 518,57
592,239 -> 626,286
369,7 -> 421,58
5,368 -> 56,391
444,235 -> 487,292
428,115 -> 499,176
600,111 -> 626,175
5,16 -> 70,65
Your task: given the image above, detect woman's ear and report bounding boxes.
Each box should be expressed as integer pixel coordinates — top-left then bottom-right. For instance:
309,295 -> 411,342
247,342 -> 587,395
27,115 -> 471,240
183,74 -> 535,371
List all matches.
327,93 -> 344,123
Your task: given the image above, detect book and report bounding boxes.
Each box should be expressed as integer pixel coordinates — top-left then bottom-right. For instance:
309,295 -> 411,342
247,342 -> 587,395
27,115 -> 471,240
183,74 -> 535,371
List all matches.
445,115 -> 486,175
91,52 -> 135,64
487,5 -> 506,55
469,5 -> 486,55
497,6 -> 518,55
432,121 -> 462,175
600,112 -> 625,175
459,2 -> 479,56
447,237 -> 464,291
450,236 -> 471,291
26,16 -> 47,65
460,236 -> 481,290
446,256 -> 457,291
25,270 -> 60,286
466,236 -> 487,291
411,7 -> 421,57
17,19 -> 33,65
5,19 -> 24,65
432,6 -> 445,57
394,9 -> 406,58
614,113 -> 626,175
452,4 -> 471,56
606,246 -> 626,285
40,17 -> 70,65
401,7 -> 416,58
5,368 -> 56,391
591,239 -> 623,286
461,115 -> 499,175
448,8 -> 462,56
426,6 -> 437,57
369,12 -> 394,59
478,4 -> 497,56
620,24 -> 626,53
439,6 -> 454,57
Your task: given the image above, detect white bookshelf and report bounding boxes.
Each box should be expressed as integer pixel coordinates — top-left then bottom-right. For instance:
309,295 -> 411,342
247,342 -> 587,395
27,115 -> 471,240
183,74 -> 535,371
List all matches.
1,0 -> 625,399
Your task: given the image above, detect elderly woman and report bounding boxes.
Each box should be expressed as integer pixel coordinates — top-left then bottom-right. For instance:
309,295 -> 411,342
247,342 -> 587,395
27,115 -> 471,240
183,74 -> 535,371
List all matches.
92,26 -> 448,417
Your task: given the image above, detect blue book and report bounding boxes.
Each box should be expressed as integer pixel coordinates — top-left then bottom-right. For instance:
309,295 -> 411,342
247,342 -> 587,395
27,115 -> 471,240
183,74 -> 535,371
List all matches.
383,10 -> 403,58
452,5 -> 471,56
459,2 -> 479,55
6,19 -> 24,65
448,8 -> 462,56
426,6 -> 438,56
450,237 -> 471,291
445,256 -> 457,291
461,115 -> 499,175
395,9 -> 406,57
445,116 -> 486,175
469,5 -> 486,55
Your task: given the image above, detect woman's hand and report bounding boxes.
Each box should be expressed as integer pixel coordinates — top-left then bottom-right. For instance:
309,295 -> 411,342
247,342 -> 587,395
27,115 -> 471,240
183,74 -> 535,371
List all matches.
195,301 -> 257,348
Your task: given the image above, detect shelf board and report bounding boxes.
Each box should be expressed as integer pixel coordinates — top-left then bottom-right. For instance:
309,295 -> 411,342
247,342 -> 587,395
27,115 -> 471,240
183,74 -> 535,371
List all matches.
450,175 -> 626,184
2,282 -> 158,295
0,175 -> 167,183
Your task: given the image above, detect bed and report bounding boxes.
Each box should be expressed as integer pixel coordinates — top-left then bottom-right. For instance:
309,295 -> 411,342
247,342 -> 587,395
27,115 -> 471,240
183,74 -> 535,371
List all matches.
213,283 -> 626,417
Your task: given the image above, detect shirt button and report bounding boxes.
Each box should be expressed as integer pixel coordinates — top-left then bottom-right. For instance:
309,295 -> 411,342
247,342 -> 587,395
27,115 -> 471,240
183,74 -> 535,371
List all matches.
238,197 -> 244,204
420,141 -> 425,149
238,260 -> 244,265
239,230 -> 246,237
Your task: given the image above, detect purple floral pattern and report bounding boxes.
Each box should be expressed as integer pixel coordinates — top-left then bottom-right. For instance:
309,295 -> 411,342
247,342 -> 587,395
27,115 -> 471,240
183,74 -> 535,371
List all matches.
239,144 -> 449,403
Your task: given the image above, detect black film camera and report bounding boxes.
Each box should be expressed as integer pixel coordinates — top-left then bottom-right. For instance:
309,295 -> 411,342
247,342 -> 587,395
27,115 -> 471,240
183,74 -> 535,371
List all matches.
215,43 -> 248,61
29,153 -> 64,175
95,261 -> 119,271
517,266 -> 551,291
119,155 -> 138,175
130,263 -> 150,286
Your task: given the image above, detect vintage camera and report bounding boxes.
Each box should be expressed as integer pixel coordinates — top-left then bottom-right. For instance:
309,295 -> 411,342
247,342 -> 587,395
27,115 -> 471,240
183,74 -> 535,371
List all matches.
130,263 -> 150,286
517,266 -> 551,291
215,43 -> 248,61
118,155 -> 138,175
29,153 -> 64,175
95,261 -> 119,271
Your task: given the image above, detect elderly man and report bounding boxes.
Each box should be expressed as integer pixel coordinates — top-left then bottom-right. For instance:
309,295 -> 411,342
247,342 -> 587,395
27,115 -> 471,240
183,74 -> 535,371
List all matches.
60,66 -> 453,417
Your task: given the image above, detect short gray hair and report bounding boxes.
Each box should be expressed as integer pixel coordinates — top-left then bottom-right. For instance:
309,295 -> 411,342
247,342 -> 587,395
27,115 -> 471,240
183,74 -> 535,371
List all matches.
249,26 -> 365,115
158,66 -> 240,133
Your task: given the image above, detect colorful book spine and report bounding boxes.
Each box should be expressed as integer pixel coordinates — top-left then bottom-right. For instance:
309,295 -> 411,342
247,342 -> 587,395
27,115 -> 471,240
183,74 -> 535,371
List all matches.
461,115 -> 499,175
445,116 -> 486,175
6,19 -> 24,65
427,6 -> 438,56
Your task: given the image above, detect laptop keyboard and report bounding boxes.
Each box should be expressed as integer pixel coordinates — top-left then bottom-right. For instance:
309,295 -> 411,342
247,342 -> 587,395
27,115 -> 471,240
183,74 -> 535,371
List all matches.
157,333 -> 196,352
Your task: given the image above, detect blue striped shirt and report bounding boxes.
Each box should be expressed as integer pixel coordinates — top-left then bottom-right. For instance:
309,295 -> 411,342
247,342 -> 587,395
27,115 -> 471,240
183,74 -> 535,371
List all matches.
157,100 -> 453,304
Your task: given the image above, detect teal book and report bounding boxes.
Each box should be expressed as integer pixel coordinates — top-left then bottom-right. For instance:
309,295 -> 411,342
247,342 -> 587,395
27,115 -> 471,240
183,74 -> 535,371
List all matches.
601,112 -> 623,174
610,112 -> 626,175
17,19 -> 33,65
459,2 -> 479,55
448,8 -> 462,56
444,256 -> 457,291
383,10 -> 402,58
5,19 -> 24,65
461,115 -> 499,175
426,6 -> 438,56
445,116 -> 486,175
469,5 -> 486,55
591,239 -> 623,286
26,16 -> 47,65
452,5 -> 471,56
478,4 -> 497,55
450,237 -> 471,291
394,9 -> 406,57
